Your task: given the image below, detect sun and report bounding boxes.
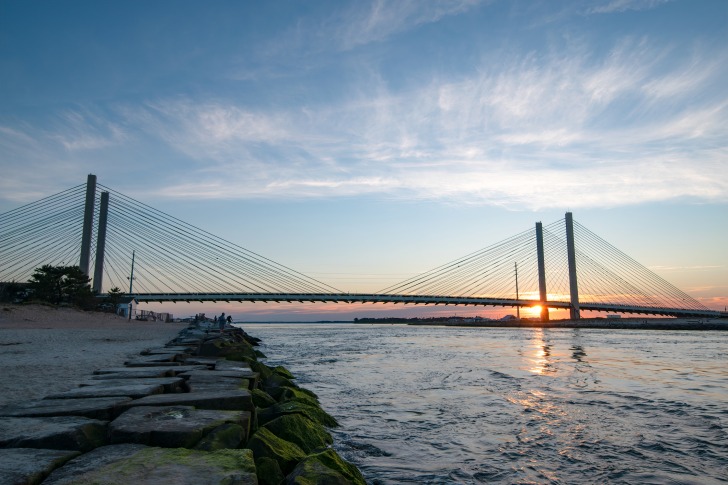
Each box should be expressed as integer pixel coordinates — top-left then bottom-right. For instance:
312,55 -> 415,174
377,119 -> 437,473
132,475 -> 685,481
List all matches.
529,305 -> 542,316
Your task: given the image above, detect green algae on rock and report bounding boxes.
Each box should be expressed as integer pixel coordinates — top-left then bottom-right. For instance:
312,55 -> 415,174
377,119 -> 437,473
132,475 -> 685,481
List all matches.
43,445 -> 258,485
252,389 -> 277,409
255,456 -> 285,485
285,449 -> 366,485
257,401 -> 339,428
194,423 -> 248,451
246,427 -> 306,476
262,414 -> 332,454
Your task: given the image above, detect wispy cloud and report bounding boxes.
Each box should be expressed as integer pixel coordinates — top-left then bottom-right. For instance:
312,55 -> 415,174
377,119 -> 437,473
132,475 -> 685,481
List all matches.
331,0 -> 485,50
587,0 -> 672,15
2,32 -> 727,210
51,110 -> 128,151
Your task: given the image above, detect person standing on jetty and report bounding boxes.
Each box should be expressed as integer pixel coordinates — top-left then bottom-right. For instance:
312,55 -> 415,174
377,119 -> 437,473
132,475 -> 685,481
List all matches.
218,312 -> 226,331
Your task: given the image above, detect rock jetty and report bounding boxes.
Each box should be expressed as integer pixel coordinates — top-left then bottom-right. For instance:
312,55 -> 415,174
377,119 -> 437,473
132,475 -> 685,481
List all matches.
0,321 -> 366,485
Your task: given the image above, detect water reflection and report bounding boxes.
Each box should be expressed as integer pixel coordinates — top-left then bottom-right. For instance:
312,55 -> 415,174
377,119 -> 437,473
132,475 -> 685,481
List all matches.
529,329 -> 555,375
571,345 -> 586,362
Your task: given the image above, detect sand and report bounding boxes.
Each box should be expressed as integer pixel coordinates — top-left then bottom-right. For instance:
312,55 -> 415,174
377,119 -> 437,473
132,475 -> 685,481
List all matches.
0,304 -> 184,406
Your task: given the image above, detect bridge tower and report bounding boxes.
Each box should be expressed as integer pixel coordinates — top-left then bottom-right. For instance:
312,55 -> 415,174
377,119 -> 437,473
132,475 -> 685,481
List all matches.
92,191 -> 110,293
79,174 -> 97,276
565,212 -> 580,320
535,222 -> 549,322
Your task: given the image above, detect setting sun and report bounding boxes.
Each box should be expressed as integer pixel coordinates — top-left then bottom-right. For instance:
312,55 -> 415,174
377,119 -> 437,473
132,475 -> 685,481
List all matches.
528,305 -> 543,316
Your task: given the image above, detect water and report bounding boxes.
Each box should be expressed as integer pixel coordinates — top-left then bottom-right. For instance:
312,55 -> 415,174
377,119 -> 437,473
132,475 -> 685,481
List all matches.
243,324 -> 728,484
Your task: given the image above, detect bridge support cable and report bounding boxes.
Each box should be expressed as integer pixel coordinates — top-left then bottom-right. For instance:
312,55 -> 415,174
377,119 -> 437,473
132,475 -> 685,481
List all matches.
571,221 -> 707,312
542,221 -> 571,302
104,202 -> 313,294
377,227 -> 544,302
95,184 -> 342,295
0,184 -> 87,282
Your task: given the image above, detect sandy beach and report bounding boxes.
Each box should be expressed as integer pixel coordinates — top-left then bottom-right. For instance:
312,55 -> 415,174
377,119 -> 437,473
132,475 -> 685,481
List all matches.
0,304 -> 184,406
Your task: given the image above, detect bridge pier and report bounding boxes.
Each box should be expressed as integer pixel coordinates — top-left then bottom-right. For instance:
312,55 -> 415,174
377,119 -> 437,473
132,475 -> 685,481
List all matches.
535,222 -> 549,322
565,212 -> 580,320
79,174 -> 97,276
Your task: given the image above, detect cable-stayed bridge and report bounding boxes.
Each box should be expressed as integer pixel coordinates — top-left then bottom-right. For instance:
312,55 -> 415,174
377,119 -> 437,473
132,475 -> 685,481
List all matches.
1,175 -> 723,319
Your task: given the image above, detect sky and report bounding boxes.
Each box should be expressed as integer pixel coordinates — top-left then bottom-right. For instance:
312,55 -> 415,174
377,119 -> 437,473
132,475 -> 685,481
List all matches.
1,0 -> 726,320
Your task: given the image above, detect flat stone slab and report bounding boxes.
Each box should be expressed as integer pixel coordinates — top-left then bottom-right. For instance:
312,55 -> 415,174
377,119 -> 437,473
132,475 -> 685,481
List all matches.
187,381 -> 248,393
109,406 -> 250,448
79,377 -> 187,393
88,369 -> 171,380
183,357 -> 219,366
184,368 -> 259,390
45,383 -> 165,400
124,359 -> 181,367
122,390 -> 254,414
214,360 -> 253,371
0,416 -> 107,451
171,338 -> 203,346
94,365 -> 207,376
43,444 -> 257,484
180,369 -> 257,379
0,448 -> 81,485
0,397 -> 132,421
141,347 -> 193,355
125,354 -> 176,364
186,376 -> 255,392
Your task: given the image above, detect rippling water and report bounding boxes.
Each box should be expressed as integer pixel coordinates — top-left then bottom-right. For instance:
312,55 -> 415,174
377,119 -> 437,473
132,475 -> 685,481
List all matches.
244,324 -> 728,484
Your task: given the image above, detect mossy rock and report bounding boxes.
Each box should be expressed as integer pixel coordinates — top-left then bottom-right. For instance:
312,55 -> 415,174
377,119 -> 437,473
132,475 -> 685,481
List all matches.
256,456 -> 285,485
45,446 -> 258,484
285,449 -> 366,485
246,427 -> 306,476
194,423 -> 247,451
252,389 -> 278,409
248,361 -> 275,380
199,339 -> 258,361
277,387 -> 320,407
262,374 -> 299,400
257,401 -> 338,428
262,414 -> 332,454
255,350 -> 267,358
272,366 -> 295,380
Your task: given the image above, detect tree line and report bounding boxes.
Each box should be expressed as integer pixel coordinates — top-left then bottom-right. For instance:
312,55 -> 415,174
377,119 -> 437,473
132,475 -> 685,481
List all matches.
0,264 -> 124,310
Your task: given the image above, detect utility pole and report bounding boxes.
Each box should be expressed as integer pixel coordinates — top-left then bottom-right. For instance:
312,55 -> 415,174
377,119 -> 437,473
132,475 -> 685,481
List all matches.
127,251 -> 136,320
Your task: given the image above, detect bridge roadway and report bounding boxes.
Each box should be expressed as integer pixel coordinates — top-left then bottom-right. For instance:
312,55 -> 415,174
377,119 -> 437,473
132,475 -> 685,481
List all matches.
130,292 -> 724,319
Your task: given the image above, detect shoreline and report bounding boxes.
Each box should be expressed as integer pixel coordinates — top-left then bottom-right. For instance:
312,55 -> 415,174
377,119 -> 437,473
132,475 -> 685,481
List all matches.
406,318 -> 728,330
242,318 -> 728,330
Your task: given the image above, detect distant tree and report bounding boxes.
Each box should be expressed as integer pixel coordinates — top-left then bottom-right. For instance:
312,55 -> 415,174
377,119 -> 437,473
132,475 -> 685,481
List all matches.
107,287 -> 124,309
28,265 -> 94,308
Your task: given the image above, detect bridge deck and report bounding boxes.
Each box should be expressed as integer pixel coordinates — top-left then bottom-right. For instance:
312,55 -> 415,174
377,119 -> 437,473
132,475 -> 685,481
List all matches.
130,292 -> 723,319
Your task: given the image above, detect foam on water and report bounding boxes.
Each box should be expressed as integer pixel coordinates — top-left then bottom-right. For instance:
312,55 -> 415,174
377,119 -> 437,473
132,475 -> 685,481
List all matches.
245,324 -> 728,484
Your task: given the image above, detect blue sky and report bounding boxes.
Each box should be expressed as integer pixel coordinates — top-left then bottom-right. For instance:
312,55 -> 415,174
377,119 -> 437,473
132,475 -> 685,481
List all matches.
1,0 -> 726,320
